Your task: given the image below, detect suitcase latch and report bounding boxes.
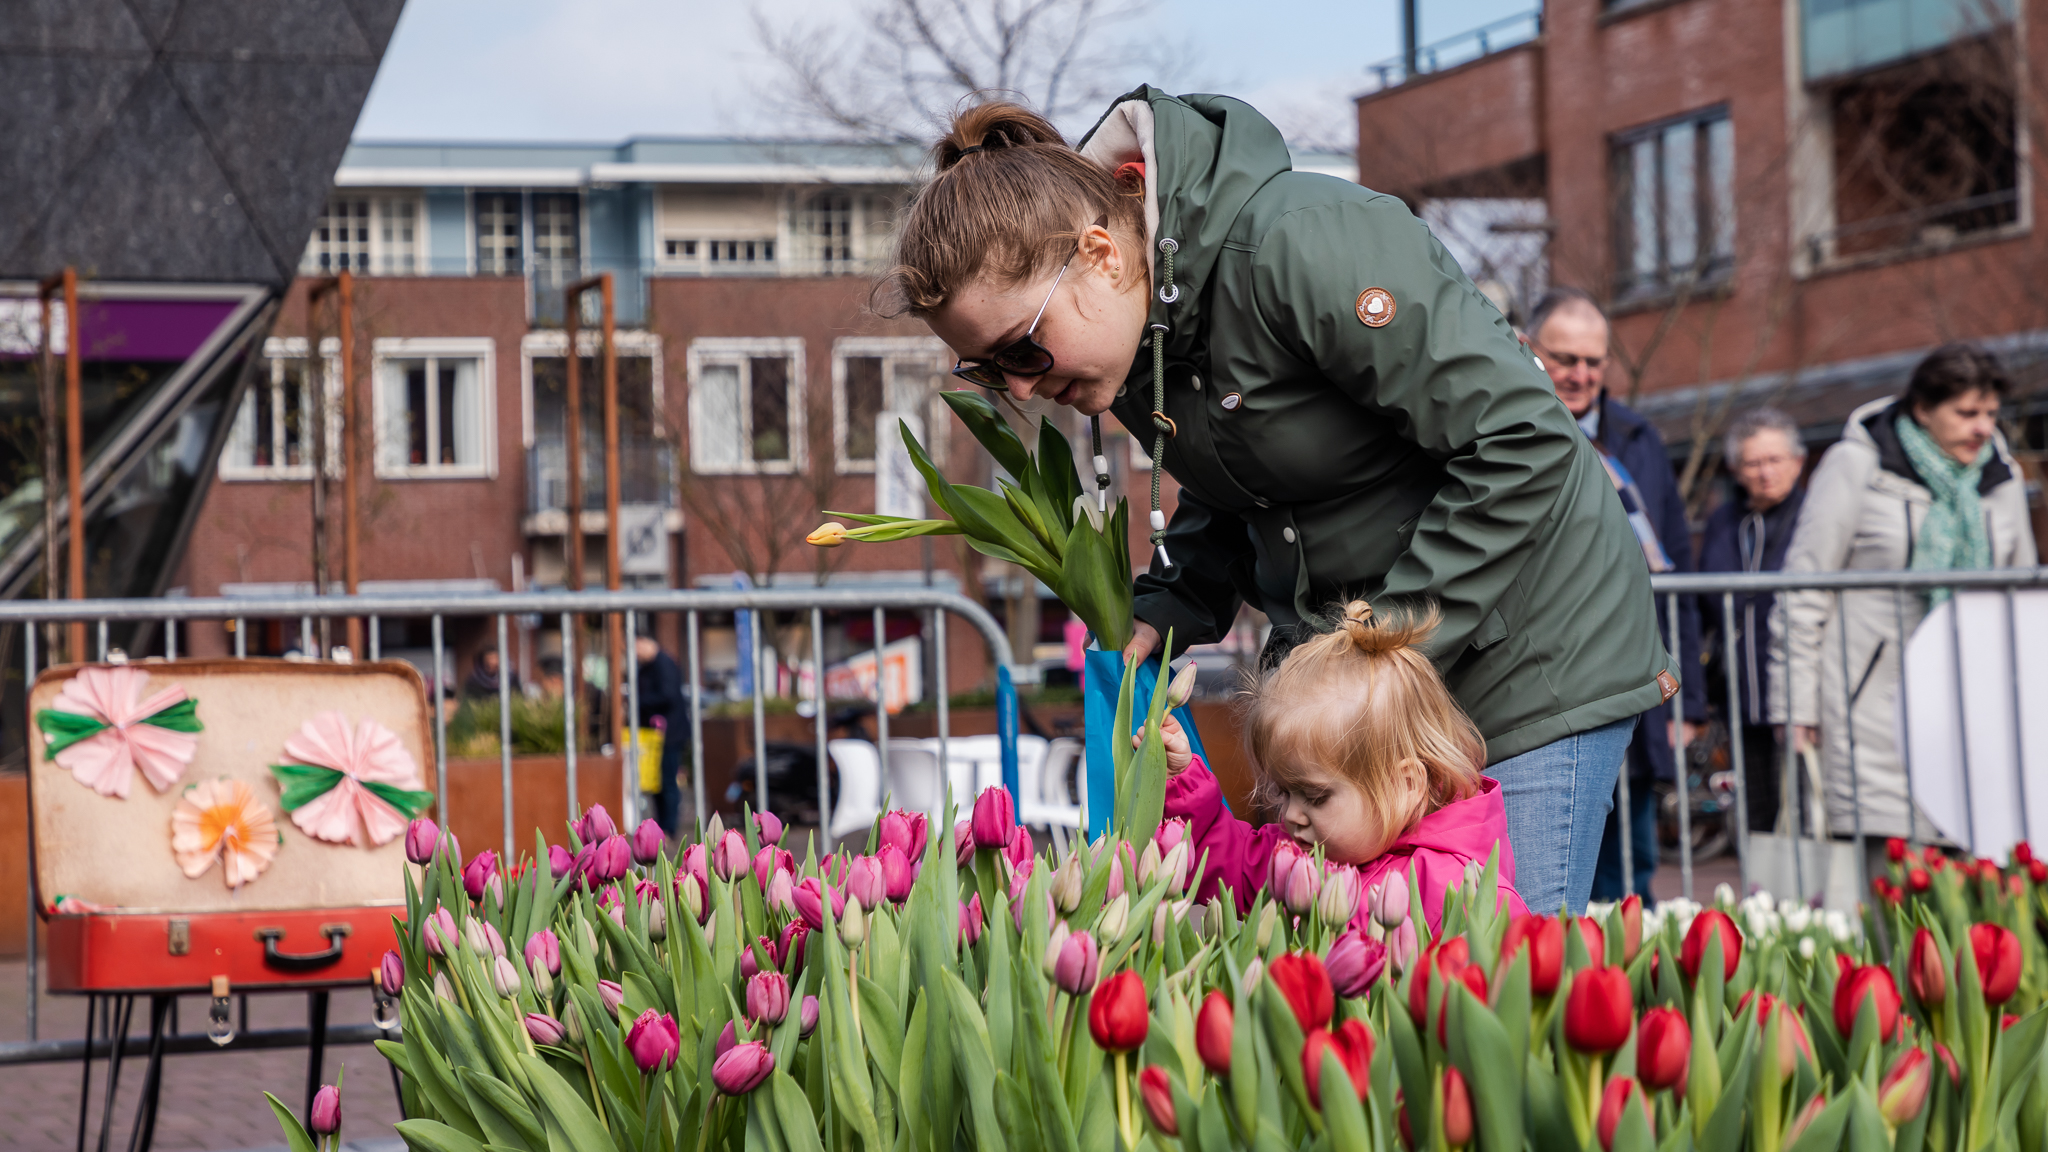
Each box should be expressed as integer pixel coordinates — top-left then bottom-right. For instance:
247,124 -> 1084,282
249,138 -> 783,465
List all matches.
167,919 -> 190,956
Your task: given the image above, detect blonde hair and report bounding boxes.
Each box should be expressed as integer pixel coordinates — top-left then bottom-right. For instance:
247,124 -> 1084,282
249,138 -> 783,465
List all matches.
1244,600 -> 1486,836
876,100 -> 1147,317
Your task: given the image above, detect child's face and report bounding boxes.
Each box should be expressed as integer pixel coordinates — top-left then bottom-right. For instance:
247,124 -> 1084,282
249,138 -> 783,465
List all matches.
1276,759 -> 1425,865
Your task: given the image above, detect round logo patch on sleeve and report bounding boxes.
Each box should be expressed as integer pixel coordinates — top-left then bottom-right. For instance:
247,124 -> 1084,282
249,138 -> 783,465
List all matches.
1355,287 -> 1396,327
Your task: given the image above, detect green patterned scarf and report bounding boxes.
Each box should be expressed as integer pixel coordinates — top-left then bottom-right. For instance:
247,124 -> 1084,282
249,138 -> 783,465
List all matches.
1896,410 -> 1991,603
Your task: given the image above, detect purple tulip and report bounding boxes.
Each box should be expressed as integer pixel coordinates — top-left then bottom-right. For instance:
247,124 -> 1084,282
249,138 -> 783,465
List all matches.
753,845 -> 795,893
740,935 -> 773,981
747,971 -> 791,1025
954,820 -> 974,867
525,929 -> 562,976
681,843 -> 708,887
755,811 -> 785,846
593,836 -> 633,882
525,1012 -> 567,1046
462,850 -> 499,901
1054,929 -> 1099,995
547,843 -> 575,880
715,1019 -> 738,1059
405,818 -> 439,865
1324,928 -> 1389,998
577,804 -> 617,844
378,949 -> 404,996
877,810 -> 928,862
792,877 -> 844,931
423,907 -> 459,956
845,856 -> 886,910
711,1041 -> 774,1094
765,868 -> 796,915
569,844 -> 596,891
598,979 -> 625,1018
777,921 -> 809,973
959,893 -> 985,946
1370,873 -> 1410,930
309,1084 -> 340,1136
625,1008 -> 681,1072
631,819 -> 664,866
1003,826 -> 1034,873
799,995 -> 820,1037
877,844 -> 916,903
712,830 -> 749,880
970,786 -> 1015,849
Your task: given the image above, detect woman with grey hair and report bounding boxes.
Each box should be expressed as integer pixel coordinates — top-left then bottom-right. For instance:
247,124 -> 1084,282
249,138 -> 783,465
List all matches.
1770,345 -> 2036,878
1698,407 -> 1807,831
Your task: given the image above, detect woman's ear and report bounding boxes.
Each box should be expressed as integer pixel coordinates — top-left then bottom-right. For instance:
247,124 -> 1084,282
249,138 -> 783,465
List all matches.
1078,221 -> 1121,282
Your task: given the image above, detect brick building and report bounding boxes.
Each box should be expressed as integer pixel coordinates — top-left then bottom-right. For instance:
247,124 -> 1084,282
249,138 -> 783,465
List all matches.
1356,0 -> 2048,498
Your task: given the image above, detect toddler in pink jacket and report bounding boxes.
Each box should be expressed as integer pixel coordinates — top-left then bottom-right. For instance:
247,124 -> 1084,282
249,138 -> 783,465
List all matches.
1155,600 -> 1527,932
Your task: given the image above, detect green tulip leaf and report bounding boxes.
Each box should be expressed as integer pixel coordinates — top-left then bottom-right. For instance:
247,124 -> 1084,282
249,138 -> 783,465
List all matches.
391,1118 -> 491,1152
940,390 -> 1033,480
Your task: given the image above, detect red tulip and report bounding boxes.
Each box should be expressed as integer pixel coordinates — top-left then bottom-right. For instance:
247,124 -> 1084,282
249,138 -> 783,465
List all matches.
1301,1019 -> 1374,1109
1908,867 -> 1931,892
1574,916 -> 1607,965
2030,861 -> 2047,885
1834,954 -> 1852,980
1269,952 -> 1335,1032
1407,937 -> 1473,1024
1783,1094 -> 1827,1145
1564,967 -> 1634,1053
2017,841 -> 2035,865
1089,970 -> 1149,1052
1617,895 -> 1643,965
1739,992 -> 1814,1075
1968,923 -> 2023,1004
1596,1077 -> 1650,1151
1501,914 -> 1565,995
1679,909 -> 1742,981
1196,991 -> 1233,1075
1138,1065 -> 1178,1134
1636,1006 -> 1690,1091
1934,1043 -> 1960,1086
1833,964 -> 1902,1041
1441,1066 -> 1473,1146
1878,1047 -> 1931,1125
1887,837 -> 1909,863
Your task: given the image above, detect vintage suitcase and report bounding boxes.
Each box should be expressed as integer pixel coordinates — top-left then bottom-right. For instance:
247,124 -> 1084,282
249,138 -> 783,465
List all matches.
29,658 -> 431,994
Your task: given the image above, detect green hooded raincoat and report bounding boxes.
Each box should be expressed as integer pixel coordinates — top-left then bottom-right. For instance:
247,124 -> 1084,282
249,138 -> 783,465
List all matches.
1082,86 -> 1675,763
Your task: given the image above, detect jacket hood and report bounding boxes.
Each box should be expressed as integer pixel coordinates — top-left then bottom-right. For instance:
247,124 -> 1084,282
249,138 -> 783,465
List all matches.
1383,775 -> 1514,880
1850,396 -> 2015,494
1077,85 -> 1296,364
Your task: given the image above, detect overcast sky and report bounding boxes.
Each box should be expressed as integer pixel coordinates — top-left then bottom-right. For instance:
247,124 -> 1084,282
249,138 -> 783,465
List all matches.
352,0 -> 1532,147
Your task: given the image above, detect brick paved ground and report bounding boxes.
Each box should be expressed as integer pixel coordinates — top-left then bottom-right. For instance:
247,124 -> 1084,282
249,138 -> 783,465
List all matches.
0,961 -> 404,1151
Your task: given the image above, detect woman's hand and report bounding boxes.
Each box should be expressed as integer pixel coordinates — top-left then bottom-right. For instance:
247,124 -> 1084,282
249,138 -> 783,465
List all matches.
1123,620 -> 1161,666
1134,714 -> 1194,774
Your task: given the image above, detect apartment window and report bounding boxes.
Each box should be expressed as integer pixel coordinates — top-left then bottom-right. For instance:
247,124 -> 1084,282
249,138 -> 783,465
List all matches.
222,341 -> 337,479
303,195 -> 419,274
1613,108 -> 1735,298
374,340 -> 494,478
800,191 -> 855,268
708,240 -> 774,264
475,193 -> 522,275
666,240 -> 698,258
688,339 -> 804,474
833,339 -> 947,469
533,193 -> 580,276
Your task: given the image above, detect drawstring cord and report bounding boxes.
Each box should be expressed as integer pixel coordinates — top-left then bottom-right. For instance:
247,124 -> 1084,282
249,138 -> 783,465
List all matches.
1148,238 -> 1178,568
1090,417 -> 1110,514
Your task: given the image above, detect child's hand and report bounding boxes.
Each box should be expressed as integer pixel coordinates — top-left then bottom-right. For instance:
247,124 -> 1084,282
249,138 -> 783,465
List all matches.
1134,715 -> 1194,774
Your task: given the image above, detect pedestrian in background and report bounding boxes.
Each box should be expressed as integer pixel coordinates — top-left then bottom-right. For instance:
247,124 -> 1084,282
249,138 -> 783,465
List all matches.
1698,408 -> 1806,833
1526,287 -> 1706,903
462,646 -> 519,700
1771,344 -> 2036,879
635,632 -> 693,836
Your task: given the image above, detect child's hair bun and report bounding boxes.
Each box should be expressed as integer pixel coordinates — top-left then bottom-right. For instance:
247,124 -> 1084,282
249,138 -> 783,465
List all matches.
1335,599 -> 1438,656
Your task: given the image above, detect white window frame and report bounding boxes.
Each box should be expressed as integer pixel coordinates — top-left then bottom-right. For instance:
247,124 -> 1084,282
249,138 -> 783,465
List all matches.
830,336 -> 949,473
686,337 -> 807,475
219,337 -> 341,481
369,337 -> 498,480
300,194 -> 424,275
517,330 -> 665,449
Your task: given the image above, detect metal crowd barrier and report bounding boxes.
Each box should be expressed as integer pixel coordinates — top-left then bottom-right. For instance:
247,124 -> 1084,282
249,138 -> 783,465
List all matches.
0,586 -> 1016,1057
1641,566 -> 2048,909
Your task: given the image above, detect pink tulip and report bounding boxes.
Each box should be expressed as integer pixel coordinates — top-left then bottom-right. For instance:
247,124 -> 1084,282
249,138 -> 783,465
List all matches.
681,843 -> 708,887
1389,917 -> 1418,974
1106,842 -> 1135,901
1371,873 -> 1410,929
959,893 -> 985,946
1155,818 -> 1190,855
740,935 -> 773,981
569,844 -> 596,890
878,810 -> 928,862
676,873 -> 707,923
590,836 -> 633,882
712,1042 -> 774,1094
753,845 -> 795,893
766,869 -> 796,915
1054,929 -> 1100,995
793,877 -> 844,931
1278,854 -> 1322,914
1325,928 -> 1388,997
631,819 -> 663,866
1269,841 -> 1303,895
405,818 -> 439,865
712,830 -> 749,880
878,844 -> 917,902
799,996 -> 819,1037
462,851 -> 499,901
777,921 -> 809,973
954,820 -> 974,866
1317,865 -> 1362,925
525,1012 -> 567,1046
715,1019 -> 738,1059
845,856 -> 887,909
525,928 -> 562,976
423,907 -> 459,956
577,804 -> 617,844
547,843 -> 575,880
747,971 -> 790,1025
626,1008 -> 681,1071
1003,826 -> 1035,873
755,811 -> 785,845
971,786 -> 1016,849
598,979 -> 625,1018
309,1084 -> 341,1136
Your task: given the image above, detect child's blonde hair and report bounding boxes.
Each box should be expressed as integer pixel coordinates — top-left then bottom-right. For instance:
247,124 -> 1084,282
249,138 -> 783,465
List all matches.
1244,600 -> 1486,830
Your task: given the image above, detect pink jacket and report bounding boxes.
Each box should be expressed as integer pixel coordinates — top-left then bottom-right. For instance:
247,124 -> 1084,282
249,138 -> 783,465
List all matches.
1164,759 -> 1529,931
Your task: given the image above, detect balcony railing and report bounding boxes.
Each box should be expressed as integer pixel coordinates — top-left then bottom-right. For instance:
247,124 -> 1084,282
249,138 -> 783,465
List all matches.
526,436 -> 674,516
1803,187 -> 2021,268
1366,8 -> 1542,88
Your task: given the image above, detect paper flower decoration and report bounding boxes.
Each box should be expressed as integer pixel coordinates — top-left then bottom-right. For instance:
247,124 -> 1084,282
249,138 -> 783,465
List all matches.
172,777 -> 280,889
37,666 -> 202,798
269,712 -> 432,847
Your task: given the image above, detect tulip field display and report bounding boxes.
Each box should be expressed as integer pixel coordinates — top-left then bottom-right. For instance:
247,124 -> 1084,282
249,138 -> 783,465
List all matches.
344,772 -> 2048,1152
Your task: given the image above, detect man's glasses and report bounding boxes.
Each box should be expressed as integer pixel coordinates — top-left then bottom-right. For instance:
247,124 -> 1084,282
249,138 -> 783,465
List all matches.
950,256 -> 1073,391
1531,342 -> 1605,372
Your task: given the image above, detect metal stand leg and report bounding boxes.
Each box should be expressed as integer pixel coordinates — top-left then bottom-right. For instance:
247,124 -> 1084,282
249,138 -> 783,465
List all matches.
96,996 -> 134,1152
125,995 -> 170,1152
389,1058 -> 407,1119
304,990 -> 330,1120
75,995 -> 96,1152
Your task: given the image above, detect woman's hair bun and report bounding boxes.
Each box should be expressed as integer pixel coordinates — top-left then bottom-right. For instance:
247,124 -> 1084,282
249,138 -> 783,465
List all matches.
935,101 -> 1067,171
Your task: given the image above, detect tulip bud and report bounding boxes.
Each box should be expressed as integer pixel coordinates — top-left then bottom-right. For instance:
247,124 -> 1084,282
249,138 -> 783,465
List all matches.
563,1002 -> 587,1045
1098,893 -> 1131,942
1161,842 -> 1192,894
309,1084 -> 341,1136
405,818 -> 439,865
958,893 -> 985,946
1371,873 -> 1410,929
1501,914 -> 1566,996
793,877 -> 844,932
1324,928 -> 1388,998
1564,967 -> 1634,1053
954,820 -> 974,867
765,868 -> 796,916
1969,922 -> 2024,1005
433,972 -> 457,1002
1241,957 -> 1265,997
1139,1065 -> 1179,1135
1635,1007 -> 1690,1091
594,836 -> 633,883
631,819 -> 663,866
647,897 -> 668,942
1088,970 -> 1149,1052
1270,952 -> 1336,1031
626,1009 -> 682,1072
846,856 -> 887,909
1878,1047 -> 1932,1125
1441,1066 -> 1473,1146
525,928 -> 562,976
1050,926 -> 1098,994
424,907 -> 460,956
748,971 -> 791,1026
378,949 -> 404,996
598,979 -> 624,1018
1910,928 -> 1946,1007
525,1012 -> 567,1046
1052,856 -> 1084,912
1318,866 -> 1362,925
577,804 -> 617,844
1678,909 -> 1743,982
840,896 -> 868,947
548,843 -> 575,880
1151,900 -> 1173,946
1165,661 -> 1199,708
491,955 -> 522,998
1596,1077 -> 1650,1151
1887,836 -> 1909,863
806,522 -> 849,547
971,786 -> 1015,850
1196,990 -> 1233,1075
1833,964 -> 1902,1041
712,1041 -> 775,1094
1278,854 -> 1321,914
712,829 -> 748,880
1255,902 -> 1278,950
532,964 -> 554,999
876,844 -> 916,903
703,909 -> 718,949
877,809 -> 927,860
1617,894 -> 1643,965
755,810 -> 784,845
1138,841 -> 1163,888
799,995 -> 820,1038
1389,917 -> 1418,975
1301,1020 -> 1374,1109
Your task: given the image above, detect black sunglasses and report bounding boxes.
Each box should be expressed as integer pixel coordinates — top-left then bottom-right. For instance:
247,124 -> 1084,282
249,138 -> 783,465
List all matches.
950,256 -> 1072,391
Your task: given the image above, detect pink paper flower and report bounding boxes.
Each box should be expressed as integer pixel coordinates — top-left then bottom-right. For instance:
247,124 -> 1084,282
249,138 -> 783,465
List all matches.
276,712 -> 429,847
48,667 -> 198,798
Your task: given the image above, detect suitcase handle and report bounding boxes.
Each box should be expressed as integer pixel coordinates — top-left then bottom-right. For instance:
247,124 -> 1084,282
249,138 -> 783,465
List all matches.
255,924 -> 352,973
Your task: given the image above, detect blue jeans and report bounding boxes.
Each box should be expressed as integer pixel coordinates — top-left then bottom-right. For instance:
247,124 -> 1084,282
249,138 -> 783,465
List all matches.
1591,779 -> 1659,903
1484,717 -> 1636,915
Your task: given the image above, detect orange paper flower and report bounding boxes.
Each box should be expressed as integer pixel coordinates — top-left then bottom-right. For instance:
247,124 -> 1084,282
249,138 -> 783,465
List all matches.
172,777 -> 280,888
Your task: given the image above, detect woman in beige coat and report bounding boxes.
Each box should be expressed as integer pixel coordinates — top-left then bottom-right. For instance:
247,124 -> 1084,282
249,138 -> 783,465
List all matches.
1771,345 -> 2036,857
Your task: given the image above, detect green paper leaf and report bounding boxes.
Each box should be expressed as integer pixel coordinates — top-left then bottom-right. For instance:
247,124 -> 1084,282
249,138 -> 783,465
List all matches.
270,763 -> 346,811
35,709 -> 108,757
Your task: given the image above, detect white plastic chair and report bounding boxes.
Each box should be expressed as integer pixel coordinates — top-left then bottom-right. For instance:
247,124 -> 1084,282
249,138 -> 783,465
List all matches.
826,739 -> 883,843
884,739 -> 952,817
1021,736 -> 1083,852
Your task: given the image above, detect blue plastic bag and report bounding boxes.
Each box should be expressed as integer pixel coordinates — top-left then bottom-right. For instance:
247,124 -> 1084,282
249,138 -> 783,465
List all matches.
1081,646 -> 1212,839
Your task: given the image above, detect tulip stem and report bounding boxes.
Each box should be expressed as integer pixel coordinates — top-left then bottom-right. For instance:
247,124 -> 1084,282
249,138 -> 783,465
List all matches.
848,946 -> 864,1044
1115,1051 -> 1134,1149
696,1096 -> 720,1152
585,1051 -> 612,1135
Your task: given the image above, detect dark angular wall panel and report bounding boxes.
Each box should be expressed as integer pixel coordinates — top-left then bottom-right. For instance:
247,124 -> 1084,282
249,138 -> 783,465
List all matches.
0,0 -> 401,286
